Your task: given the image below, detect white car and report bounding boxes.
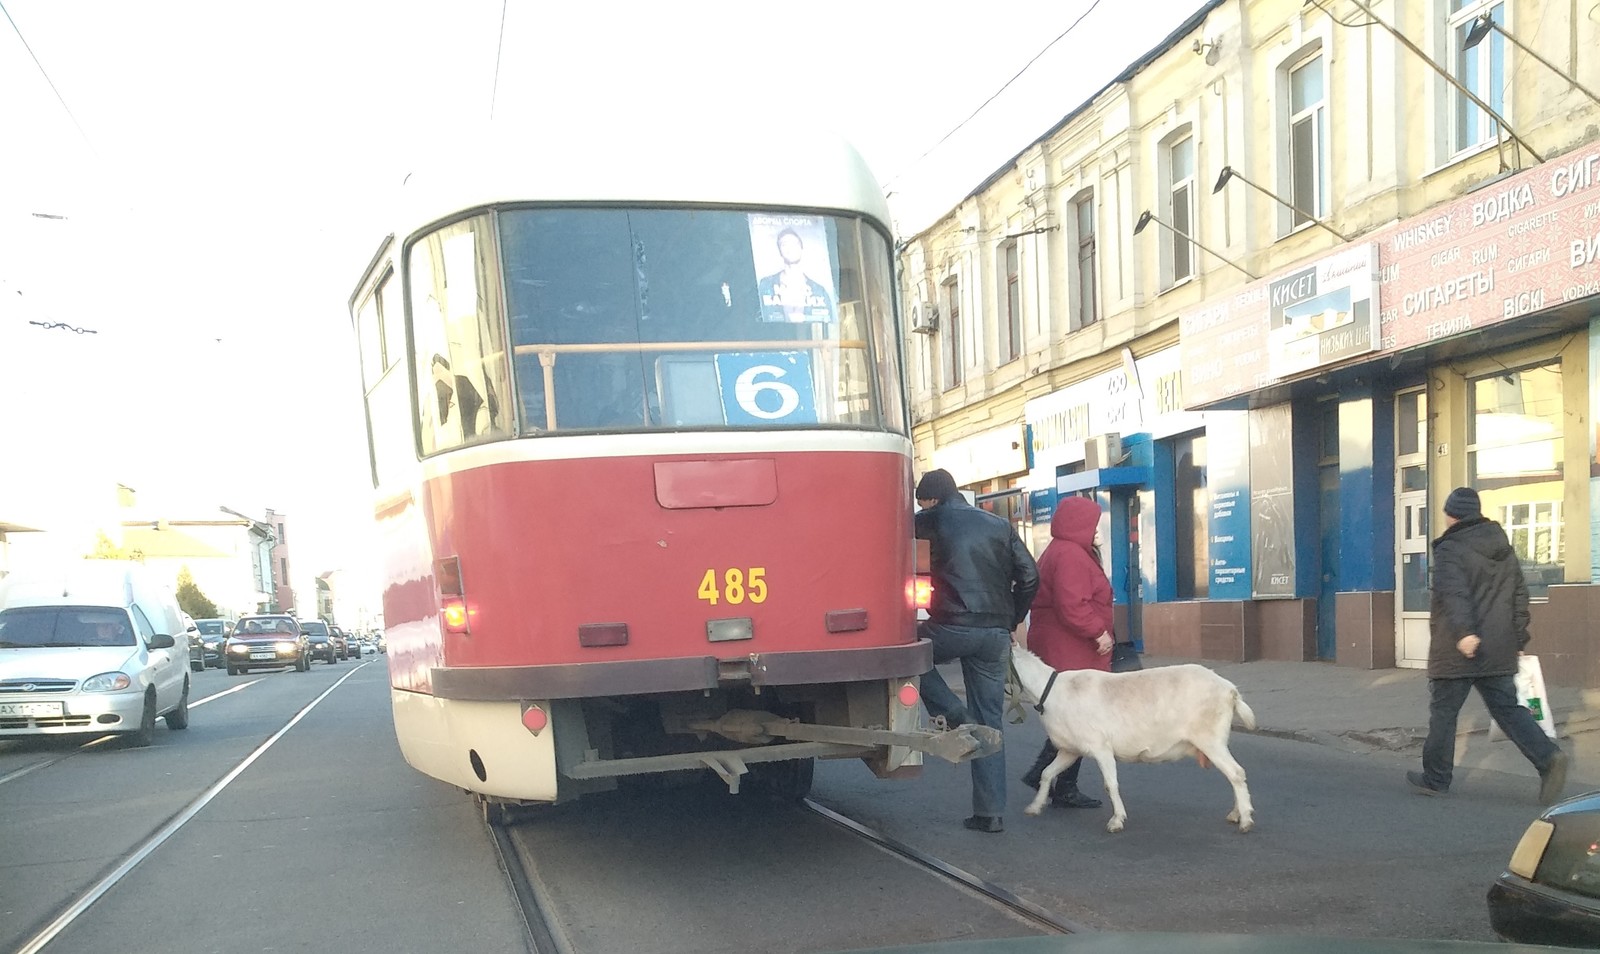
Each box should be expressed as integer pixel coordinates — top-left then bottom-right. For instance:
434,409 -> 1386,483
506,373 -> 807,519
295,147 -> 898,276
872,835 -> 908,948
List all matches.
0,562 -> 191,746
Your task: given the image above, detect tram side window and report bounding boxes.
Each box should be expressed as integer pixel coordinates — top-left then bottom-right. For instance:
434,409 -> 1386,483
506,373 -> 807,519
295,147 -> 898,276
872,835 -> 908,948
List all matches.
408,216 -> 514,455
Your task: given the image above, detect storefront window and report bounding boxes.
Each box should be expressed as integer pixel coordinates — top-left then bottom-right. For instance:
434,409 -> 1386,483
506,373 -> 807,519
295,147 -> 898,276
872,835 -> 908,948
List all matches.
1468,362 -> 1564,595
1173,432 -> 1209,599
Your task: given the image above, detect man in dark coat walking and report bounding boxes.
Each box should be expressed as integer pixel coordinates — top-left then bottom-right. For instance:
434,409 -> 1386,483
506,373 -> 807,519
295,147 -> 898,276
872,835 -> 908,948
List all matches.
915,469 -> 1039,833
1408,486 -> 1568,804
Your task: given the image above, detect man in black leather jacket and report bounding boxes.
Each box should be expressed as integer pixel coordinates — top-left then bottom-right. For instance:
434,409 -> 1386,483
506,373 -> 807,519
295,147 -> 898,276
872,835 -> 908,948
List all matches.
914,469 -> 1040,833
1408,486 -> 1568,803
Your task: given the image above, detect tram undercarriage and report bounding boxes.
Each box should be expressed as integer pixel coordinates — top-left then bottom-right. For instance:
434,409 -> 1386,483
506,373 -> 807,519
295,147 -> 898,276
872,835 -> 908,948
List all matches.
394,675 -> 1001,813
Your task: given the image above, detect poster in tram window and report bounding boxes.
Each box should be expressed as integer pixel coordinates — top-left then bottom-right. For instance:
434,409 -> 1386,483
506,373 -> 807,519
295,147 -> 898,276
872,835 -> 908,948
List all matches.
749,214 -> 838,324
1249,403 -> 1297,599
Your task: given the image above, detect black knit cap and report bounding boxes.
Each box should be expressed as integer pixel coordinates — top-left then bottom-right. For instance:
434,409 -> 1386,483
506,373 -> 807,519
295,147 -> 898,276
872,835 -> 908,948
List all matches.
1444,486 -> 1481,520
915,469 -> 960,502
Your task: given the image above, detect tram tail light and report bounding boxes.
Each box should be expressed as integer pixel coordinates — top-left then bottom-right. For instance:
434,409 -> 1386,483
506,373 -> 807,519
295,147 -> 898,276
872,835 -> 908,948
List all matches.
907,576 -> 933,610
897,682 -> 920,708
442,598 -> 471,635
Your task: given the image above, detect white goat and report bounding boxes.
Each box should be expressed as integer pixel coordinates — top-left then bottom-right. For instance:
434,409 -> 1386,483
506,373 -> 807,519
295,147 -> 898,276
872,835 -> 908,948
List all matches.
1010,641 -> 1257,833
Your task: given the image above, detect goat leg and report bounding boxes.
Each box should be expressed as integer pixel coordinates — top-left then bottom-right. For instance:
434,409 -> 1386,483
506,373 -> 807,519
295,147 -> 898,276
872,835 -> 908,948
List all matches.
1089,749 -> 1126,832
1197,741 -> 1254,832
1023,749 -> 1078,816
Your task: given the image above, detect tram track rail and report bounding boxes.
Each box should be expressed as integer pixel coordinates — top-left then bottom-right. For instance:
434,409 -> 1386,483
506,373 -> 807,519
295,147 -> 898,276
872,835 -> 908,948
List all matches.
485,787 -> 1085,954
802,798 -> 1088,937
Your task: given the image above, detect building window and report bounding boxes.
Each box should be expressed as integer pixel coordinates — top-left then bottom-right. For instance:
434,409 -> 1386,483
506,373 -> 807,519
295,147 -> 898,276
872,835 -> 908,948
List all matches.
280,557 -> 290,579
1174,432 -> 1208,599
1448,0 -> 1505,154
941,277 -> 962,390
1468,361 -> 1563,595
277,524 -> 286,546
1001,241 -> 1021,363
1167,135 -> 1195,284
1287,53 -> 1327,229
1074,192 -> 1098,328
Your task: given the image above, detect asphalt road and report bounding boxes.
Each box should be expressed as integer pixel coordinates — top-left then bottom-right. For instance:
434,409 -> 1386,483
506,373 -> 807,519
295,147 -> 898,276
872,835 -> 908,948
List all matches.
0,657 -> 1560,954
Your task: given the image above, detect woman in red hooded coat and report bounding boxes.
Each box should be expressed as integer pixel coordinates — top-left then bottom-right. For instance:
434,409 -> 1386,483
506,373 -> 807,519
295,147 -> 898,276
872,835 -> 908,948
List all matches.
1020,495 -> 1113,808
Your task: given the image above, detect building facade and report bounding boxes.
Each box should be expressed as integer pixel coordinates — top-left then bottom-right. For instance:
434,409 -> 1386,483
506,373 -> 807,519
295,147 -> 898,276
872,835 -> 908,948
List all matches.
901,0 -> 1600,685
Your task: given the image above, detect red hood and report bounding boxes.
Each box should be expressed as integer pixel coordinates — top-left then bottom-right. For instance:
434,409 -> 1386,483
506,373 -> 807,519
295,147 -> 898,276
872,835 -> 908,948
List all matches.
1050,496 -> 1101,550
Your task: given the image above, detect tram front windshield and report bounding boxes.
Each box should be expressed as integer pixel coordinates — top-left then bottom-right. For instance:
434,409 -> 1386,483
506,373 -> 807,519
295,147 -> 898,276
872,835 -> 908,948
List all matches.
464,208 -> 903,437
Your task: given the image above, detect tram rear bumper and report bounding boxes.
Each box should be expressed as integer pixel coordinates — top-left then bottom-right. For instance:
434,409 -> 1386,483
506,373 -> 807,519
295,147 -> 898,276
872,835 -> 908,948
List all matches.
429,639 -> 933,701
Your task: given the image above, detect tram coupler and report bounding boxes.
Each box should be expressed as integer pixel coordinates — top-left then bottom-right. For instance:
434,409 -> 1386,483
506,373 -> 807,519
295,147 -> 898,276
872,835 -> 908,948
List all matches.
687,710 -> 1002,764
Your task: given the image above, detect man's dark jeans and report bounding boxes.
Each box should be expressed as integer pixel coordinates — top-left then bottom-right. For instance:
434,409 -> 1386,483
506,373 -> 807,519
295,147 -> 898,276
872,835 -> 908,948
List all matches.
1422,673 -> 1561,790
918,620 -> 1010,818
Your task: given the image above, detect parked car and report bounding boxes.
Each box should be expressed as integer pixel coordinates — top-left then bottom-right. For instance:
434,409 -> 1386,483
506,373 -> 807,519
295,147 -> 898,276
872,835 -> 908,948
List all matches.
0,560 -> 191,746
224,615 -> 309,674
192,618 -> 230,669
1488,791 -> 1600,946
298,620 -> 339,664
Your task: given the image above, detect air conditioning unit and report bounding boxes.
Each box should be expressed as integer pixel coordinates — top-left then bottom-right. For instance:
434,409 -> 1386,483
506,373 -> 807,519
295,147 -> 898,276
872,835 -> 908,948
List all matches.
909,300 -> 939,334
1084,433 -> 1123,469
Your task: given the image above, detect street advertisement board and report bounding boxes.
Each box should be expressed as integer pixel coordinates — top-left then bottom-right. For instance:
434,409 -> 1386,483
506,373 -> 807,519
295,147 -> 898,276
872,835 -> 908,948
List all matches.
1182,139 -> 1600,409
1248,404 -> 1296,599
1207,411 -> 1253,600
1267,244 -> 1379,380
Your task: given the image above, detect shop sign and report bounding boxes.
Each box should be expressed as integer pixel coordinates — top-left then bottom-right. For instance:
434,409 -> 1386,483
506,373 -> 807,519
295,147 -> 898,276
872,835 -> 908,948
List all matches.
1182,138 -> 1600,409
931,424 -> 1029,486
1024,346 -> 1208,479
1181,243 -> 1380,408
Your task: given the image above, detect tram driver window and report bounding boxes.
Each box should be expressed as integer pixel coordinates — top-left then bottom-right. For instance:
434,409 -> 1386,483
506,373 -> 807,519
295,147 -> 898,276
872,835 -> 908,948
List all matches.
408,216 -> 513,454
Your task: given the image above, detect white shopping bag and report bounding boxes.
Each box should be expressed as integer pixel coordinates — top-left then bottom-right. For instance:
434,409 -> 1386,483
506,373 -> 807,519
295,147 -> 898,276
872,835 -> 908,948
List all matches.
1489,654 -> 1558,741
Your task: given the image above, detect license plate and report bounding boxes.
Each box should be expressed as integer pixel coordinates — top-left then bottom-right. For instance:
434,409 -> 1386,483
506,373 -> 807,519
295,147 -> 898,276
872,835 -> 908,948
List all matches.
0,701 -> 65,717
250,652 -> 276,660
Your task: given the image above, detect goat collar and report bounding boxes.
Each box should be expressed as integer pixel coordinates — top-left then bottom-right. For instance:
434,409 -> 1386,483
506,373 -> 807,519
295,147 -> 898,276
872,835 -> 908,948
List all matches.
1033,668 -> 1061,714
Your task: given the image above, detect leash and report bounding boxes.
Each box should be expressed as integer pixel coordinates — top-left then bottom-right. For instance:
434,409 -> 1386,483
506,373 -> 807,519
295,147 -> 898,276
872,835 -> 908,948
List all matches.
1005,659 -> 1028,724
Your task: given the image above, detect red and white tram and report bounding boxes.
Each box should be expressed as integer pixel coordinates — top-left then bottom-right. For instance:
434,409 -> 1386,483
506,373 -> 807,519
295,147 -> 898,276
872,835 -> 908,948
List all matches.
347,126 -> 991,815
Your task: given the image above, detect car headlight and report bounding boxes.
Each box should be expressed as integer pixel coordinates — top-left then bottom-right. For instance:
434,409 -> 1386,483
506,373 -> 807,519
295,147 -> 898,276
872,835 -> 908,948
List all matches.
81,672 -> 134,692
229,643 -> 249,654
277,641 -> 297,653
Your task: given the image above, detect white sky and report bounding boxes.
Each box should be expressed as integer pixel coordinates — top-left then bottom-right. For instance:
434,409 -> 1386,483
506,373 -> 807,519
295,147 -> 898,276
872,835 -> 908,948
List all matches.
0,0 -> 1206,581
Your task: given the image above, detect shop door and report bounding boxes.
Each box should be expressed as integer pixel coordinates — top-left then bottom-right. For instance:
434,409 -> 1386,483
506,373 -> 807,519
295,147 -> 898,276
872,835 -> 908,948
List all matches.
1395,388 -> 1431,668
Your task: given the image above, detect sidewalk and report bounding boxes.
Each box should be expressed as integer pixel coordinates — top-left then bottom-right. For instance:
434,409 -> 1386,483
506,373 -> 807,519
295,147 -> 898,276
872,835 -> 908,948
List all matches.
1144,654 -> 1600,786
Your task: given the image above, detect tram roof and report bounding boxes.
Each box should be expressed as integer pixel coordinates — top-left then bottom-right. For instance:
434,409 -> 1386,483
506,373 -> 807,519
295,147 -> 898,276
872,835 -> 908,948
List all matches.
387,122 -> 893,242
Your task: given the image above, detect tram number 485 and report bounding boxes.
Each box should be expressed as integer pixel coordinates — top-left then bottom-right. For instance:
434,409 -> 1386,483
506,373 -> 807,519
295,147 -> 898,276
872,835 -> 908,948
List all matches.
697,567 -> 768,605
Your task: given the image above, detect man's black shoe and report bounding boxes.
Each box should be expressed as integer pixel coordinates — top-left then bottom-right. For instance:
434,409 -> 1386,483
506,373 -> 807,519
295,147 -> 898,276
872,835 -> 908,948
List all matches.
1540,751 -> 1570,806
1051,787 -> 1102,809
962,815 -> 1004,833
1406,771 -> 1448,796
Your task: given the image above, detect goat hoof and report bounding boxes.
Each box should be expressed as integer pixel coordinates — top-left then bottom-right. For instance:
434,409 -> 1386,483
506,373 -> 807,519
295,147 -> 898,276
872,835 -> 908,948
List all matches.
1238,818 -> 1254,833
1106,818 -> 1124,833
1024,804 -> 1045,817
1226,810 -> 1240,824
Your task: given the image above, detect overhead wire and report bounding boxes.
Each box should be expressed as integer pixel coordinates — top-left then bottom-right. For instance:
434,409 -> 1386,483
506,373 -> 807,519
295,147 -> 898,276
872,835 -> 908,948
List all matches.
881,0 -> 1105,189
0,0 -> 96,155
489,0 -> 509,120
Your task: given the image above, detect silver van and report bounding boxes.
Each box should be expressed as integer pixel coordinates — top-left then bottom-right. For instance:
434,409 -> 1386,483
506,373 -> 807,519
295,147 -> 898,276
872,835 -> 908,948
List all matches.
0,561 -> 191,745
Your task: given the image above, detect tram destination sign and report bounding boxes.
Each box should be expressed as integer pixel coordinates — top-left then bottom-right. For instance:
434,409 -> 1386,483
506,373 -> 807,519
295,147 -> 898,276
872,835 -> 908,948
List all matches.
1182,138 -> 1600,409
